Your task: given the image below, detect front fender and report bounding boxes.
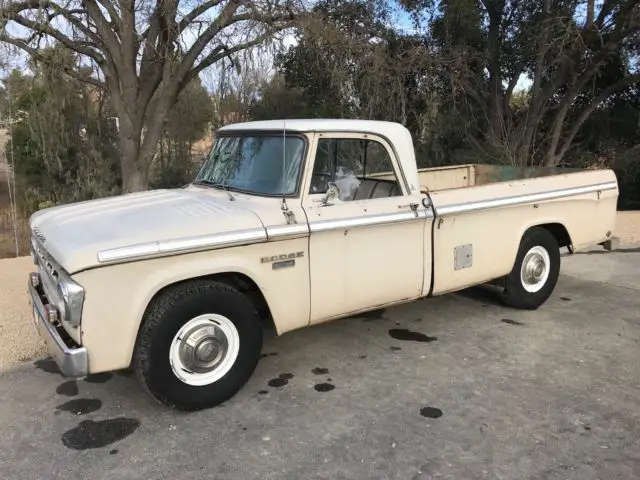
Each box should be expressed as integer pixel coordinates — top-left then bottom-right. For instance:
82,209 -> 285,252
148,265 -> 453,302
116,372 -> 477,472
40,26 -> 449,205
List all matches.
73,238 -> 310,373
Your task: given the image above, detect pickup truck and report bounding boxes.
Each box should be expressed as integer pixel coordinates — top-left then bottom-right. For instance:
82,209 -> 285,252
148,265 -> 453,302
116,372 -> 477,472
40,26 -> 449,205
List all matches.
27,119 -> 619,411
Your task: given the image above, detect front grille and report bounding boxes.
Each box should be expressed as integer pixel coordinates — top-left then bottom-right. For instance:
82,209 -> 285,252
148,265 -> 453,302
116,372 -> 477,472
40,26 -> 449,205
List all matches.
33,226 -> 46,243
31,233 -> 63,309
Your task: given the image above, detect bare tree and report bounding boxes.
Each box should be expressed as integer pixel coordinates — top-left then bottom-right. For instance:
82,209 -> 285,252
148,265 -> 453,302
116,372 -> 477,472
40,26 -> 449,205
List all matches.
0,0 -> 299,191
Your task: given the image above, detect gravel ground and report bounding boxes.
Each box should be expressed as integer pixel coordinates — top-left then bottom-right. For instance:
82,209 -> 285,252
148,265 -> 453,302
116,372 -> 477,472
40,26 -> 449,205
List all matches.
0,256 -> 46,370
0,212 -> 638,373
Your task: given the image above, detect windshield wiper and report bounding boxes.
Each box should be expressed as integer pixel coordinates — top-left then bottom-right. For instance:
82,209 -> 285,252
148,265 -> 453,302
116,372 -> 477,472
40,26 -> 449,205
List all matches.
194,179 -> 235,201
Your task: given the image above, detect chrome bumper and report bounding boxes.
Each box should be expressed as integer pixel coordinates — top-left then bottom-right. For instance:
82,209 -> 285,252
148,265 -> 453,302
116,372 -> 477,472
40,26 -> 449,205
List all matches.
29,273 -> 88,378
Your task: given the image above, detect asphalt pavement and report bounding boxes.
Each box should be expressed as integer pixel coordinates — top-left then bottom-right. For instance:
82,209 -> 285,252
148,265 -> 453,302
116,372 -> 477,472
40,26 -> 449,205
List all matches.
1,248 -> 639,480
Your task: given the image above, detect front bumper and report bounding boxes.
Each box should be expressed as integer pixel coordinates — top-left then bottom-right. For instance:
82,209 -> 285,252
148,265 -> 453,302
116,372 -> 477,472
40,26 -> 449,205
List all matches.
29,272 -> 88,378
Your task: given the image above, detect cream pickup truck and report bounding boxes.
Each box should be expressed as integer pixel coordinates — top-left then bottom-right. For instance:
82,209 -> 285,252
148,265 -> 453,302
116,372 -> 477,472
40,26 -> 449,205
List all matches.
28,119 -> 618,410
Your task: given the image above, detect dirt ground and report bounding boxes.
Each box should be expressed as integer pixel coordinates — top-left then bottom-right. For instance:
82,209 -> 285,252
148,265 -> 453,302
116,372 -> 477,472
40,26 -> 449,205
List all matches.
613,211 -> 640,245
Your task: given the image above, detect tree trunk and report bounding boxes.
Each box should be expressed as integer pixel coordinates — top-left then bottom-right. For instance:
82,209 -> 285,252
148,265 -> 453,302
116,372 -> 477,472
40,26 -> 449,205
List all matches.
117,101 -> 169,193
118,115 -> 148,193
586,0 -> 595,28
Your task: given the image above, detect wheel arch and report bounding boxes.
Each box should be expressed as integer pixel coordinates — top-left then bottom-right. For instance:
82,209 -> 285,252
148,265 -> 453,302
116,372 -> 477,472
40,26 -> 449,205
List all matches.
144,271 -> 274,328
535,222 -> 573,251
519,221 -> 573,252
131,271 -> 276,367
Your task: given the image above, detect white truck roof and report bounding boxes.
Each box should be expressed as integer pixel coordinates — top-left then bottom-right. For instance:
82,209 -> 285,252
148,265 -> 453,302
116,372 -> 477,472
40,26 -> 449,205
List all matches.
218,119 -> 420,193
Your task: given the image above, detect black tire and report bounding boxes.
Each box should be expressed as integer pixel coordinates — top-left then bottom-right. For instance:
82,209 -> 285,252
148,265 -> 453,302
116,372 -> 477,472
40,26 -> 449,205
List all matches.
133,279 -> 262,411
500,227 -> 560,310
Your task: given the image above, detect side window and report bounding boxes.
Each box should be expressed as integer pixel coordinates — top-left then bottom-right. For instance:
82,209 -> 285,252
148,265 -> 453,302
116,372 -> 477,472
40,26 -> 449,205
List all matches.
309,137 -> 402,201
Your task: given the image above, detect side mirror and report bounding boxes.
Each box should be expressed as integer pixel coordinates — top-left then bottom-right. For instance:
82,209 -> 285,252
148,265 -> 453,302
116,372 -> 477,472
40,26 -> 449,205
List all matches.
320,182 -> 340,206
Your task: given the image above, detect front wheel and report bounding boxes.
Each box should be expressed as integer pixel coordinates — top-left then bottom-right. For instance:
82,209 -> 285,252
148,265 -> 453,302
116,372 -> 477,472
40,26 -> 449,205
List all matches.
133,279 -> 263,411
500,227 -> 560,310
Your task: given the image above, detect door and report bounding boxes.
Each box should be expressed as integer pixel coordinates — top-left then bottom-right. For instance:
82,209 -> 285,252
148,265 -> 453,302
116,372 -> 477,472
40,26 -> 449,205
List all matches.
301,132 -> 429,323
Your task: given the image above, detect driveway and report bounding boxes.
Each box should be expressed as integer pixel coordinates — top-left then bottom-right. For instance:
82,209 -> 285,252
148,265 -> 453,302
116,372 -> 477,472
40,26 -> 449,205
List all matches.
1,249 -> 639,480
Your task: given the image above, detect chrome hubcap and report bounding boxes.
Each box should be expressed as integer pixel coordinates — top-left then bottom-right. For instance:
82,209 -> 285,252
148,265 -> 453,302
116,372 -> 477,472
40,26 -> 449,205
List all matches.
180,325 -> 227,373
520,246 -> 551,293
169,314 -> 240,386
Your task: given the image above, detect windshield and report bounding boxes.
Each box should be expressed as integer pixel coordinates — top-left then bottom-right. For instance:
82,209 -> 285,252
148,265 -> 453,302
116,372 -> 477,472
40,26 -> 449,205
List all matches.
195,134 -> 306,196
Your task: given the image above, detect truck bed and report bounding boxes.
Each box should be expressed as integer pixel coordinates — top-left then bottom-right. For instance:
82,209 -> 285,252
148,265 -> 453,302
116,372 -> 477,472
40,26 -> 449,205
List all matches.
415,164 -> 583,192
370,163 -> 584,192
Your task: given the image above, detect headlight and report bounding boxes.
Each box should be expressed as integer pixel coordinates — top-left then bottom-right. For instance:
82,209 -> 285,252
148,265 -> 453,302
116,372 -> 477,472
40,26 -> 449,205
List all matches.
57,276 -> 85,327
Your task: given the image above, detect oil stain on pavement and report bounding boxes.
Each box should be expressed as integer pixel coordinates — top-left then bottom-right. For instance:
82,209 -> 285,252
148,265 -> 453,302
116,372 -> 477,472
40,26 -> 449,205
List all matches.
56,399 -> 102,415
501,318 -> 524,326
389,329 -> 437,342
61,418 -> 141,450
267,373 -> 294,388
420,407 -> 443,419
314,383 -> 335,392
56,381 -> 79,397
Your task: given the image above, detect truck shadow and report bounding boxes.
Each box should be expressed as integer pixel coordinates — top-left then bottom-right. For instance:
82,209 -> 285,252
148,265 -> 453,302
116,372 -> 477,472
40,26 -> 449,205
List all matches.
452,284 -> 505,307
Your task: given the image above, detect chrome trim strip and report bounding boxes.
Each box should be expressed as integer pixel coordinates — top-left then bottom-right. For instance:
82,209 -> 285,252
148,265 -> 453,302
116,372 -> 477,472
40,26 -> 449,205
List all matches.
97,243 -> 160,263
160,229 -> 266,253
310,209 -> 432,233
97,228 -> 267,263
435,181 -> 618,216
29,274 -> 88,378
266,224 -> 310,240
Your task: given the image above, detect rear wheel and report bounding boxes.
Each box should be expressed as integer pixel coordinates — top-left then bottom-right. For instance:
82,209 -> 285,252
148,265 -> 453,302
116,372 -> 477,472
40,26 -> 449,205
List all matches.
500,227 -> 560,310
133,279 -> 262,411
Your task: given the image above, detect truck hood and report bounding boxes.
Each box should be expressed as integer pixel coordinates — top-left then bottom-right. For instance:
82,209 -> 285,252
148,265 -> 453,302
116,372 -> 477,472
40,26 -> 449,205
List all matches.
29,189 -> 266,274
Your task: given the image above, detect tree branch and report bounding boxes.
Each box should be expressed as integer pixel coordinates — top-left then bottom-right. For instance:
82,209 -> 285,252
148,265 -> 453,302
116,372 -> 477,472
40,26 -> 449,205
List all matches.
0,33 -> 106,89
175,0 -> 242,80
178,0 -> 226,33
186,34 -> 270,83
2,7 -> 104,62
83,0 -> 123,65
552,73 -> 640,165
95,0 -> 122,31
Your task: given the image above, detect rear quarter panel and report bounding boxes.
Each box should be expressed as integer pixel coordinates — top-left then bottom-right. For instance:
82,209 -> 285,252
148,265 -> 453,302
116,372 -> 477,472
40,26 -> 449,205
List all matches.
429,169 -> 618,295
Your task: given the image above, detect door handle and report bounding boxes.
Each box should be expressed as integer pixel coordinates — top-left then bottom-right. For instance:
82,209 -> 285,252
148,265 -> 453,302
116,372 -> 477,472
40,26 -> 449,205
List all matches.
398,203 -> 419,211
